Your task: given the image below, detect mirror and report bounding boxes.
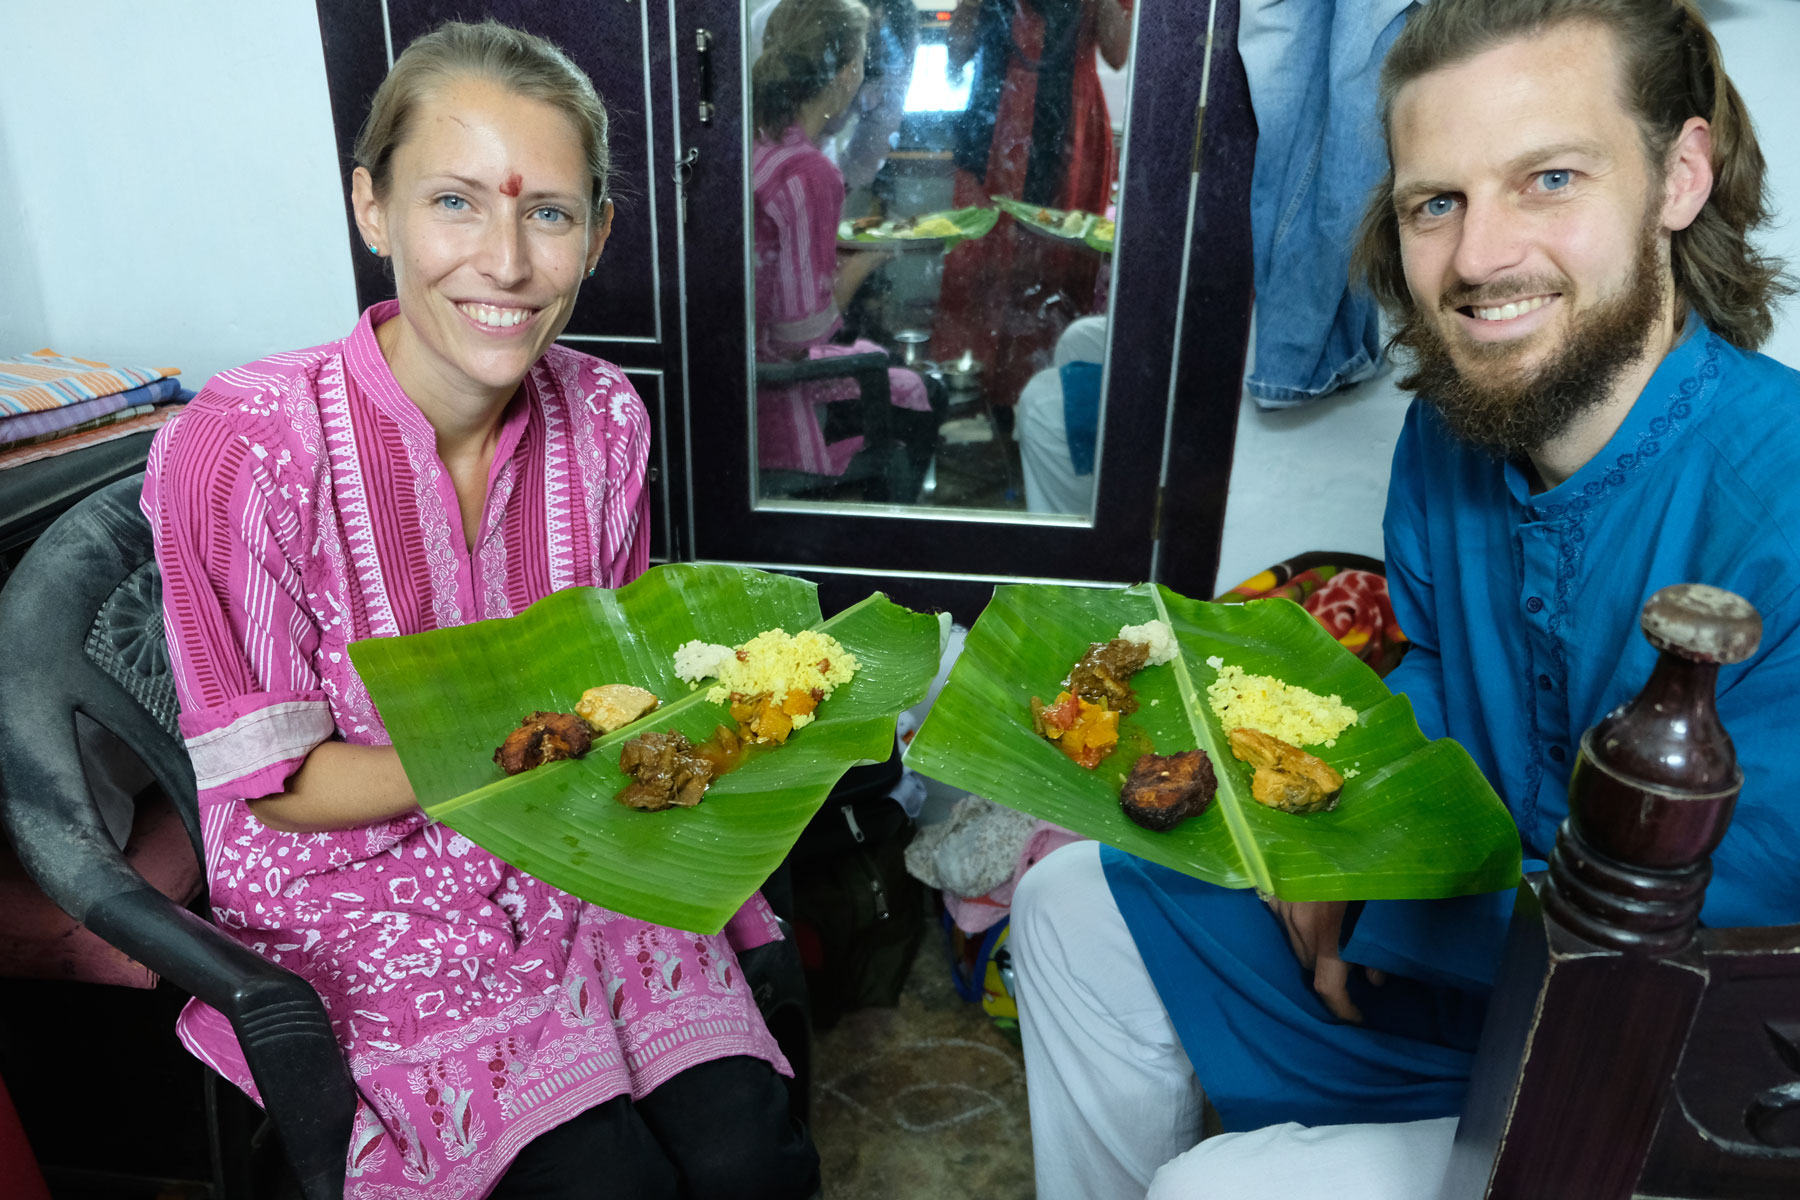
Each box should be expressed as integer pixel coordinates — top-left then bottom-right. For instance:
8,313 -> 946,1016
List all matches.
746,0 -> 1134,518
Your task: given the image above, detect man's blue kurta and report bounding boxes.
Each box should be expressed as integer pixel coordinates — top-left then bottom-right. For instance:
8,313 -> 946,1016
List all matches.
1106,324 -> 1800,1130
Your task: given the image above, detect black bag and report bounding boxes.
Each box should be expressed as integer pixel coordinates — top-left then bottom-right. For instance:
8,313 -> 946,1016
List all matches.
787,752 -> 925,1030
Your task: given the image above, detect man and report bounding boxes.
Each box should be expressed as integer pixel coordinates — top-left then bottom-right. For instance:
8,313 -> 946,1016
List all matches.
1009,2 -> 1799,1197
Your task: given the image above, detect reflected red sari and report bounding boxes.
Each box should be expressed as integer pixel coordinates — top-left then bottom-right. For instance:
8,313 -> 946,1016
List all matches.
933,0 -> 1128,406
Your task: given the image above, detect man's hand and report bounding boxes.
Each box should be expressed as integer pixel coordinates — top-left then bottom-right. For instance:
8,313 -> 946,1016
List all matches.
1265,898 -> 1382,1023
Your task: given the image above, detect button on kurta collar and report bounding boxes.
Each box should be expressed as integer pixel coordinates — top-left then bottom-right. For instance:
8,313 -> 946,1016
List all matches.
1505,319 -> 1722,520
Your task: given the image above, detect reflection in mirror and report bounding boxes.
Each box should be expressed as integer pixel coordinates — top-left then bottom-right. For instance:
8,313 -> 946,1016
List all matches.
748,0 -> 1132,517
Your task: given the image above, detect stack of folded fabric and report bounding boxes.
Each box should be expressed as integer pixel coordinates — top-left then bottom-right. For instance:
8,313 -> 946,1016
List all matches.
0,350 -> 190,471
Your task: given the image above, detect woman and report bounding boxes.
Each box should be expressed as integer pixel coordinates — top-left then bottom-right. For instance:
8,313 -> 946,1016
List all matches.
751,0 -> 936,492
142,21 -> 817,1200
935,0 -> 1131,408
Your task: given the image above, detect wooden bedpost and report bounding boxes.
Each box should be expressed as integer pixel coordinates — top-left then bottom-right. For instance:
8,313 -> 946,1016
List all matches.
1439,584 -> 1763,1200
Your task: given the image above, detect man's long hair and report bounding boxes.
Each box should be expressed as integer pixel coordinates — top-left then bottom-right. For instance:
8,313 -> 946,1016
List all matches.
1351,0 -> 1790,352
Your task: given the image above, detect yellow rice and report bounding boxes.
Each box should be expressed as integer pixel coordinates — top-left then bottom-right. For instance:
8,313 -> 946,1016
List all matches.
1203,660 -> 1357,748
675,629 -> 858,729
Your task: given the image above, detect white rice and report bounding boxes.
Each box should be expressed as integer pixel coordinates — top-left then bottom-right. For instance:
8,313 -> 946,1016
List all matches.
1119,619 -> 1177,666
673,640 -> 734,687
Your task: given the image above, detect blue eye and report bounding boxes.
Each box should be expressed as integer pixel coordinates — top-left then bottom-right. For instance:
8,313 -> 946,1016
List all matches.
534,206 -> 568,223
1423,195 -> 1456,218
1540,169 -> 1573,191
437,194 -> 469,211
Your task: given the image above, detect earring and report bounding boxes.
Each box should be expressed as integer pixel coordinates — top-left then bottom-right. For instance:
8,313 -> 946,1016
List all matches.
366,243 -> 379,256
586,266 -> 596,278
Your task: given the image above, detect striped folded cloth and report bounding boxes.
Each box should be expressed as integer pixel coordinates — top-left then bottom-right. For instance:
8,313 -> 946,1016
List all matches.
0,375 -> 185,444
0,406 -> 182,471
0,350 -> 180,416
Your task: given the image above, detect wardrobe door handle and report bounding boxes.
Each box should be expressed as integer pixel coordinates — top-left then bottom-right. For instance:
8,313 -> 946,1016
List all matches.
695,28 -> 715,125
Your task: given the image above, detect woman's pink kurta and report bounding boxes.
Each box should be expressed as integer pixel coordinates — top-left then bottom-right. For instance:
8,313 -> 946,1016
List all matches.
752,125 -> 931,475
142,301 -> 787,1199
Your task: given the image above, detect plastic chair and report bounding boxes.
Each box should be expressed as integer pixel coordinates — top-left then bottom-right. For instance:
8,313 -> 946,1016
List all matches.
756,352 -> 920,502
0,476 -> 361,1200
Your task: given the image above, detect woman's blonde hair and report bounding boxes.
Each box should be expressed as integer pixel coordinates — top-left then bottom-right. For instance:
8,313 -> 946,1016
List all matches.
752,0 -> 872,138
1352,0 -> 1790,351
354,19 -> 612,217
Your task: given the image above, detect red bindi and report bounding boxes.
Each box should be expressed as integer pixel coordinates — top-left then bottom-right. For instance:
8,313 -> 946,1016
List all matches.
500,173 -> 522,198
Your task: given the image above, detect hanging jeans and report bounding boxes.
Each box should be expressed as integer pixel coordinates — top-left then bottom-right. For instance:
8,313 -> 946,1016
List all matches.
1239,0 -> 1418,407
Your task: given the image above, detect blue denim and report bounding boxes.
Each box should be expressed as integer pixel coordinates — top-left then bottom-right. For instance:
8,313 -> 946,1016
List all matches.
1238,0 -> 1416,408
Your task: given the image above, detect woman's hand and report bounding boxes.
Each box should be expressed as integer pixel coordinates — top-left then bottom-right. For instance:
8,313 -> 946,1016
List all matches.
1265,897 -> 1385,1023
247,741 -> 420,834
833,247 -> 896,310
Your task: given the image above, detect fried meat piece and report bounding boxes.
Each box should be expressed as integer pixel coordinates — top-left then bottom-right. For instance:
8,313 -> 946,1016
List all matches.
494,711 -> 593,775
574,684 -> 661,733
1120,749 -> 1218,832
1069,638 -> 1151,714
1227,727 -> 1344,814
616,730 -> 715,811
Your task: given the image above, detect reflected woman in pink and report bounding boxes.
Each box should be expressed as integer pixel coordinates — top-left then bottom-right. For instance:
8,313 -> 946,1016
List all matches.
751,0 -> 937,495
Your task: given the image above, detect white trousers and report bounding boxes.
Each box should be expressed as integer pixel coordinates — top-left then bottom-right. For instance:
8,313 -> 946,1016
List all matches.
1147,1117 -> 1458,1200
1011,840 -> 1207,1200
1011,840 -> 1462,1200
1016,366 -> 1097,516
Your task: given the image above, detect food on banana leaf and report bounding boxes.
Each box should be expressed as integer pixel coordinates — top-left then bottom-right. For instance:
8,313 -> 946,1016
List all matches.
1032,623 -> 1174,767
1067,638 -> 1149,714
1118,619 -> 1177,666
1120,749 -> 1218,831
674,629 -> 858,737
1031,690 -> 1120,768
611,630 -> 855,812
617,730 -> 715,810
615,691 -> 803,811
494,711 -> 593,775
1023,206 -> 1091,236
838,209 -> 979,241
1204,660 -> 1357,748
729,688 -> 820,745
574,684 -> 661,733
1228,727 -> 1344,814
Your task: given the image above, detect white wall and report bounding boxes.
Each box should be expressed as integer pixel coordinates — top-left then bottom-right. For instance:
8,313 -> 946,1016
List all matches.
1211,0 -> 1800,593
1,2 -> 1792,590
0,109 -> 49,354
0,1 -> 356,386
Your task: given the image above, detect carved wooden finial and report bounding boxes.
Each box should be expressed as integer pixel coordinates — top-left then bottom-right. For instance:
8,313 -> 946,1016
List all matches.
1640,583 -> 1762,665
1543,584 -> 1761,953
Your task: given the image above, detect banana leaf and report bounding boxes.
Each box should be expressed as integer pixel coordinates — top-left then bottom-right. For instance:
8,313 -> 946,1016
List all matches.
991,195 -> 1104,249
1084,217 -> 1116,254
349,564 -> 944,934
907,583 -> 1521,900
836,205 -> 998,250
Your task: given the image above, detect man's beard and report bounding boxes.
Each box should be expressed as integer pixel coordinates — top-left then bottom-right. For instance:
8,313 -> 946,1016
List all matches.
1392,222 -> 1667,459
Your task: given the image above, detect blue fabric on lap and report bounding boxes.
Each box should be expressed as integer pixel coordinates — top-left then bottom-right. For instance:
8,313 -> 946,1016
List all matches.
1101,845 -> 1486,1132
1059,361 -> 1102,475
1342,868 -> 1541,994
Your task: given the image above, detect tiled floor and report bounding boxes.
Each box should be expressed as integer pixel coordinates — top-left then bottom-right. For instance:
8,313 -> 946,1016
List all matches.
810,912 -> 1035,1200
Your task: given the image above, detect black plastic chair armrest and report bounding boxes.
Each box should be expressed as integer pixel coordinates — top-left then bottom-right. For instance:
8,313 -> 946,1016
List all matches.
86,884 -> 355,1200
754,351 -> 891,385
0,776 -> 354,1200
756,353 -> 895,449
